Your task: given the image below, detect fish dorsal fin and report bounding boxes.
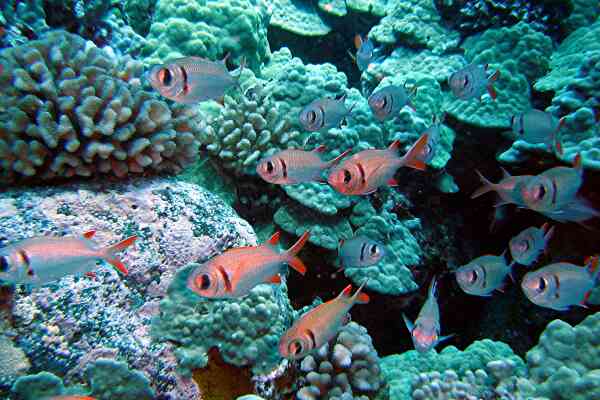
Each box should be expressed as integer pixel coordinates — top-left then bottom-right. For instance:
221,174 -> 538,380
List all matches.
388,140 -> 402,152
83,230 -> 96,239
313,145 -> 327,153
354,34 -> 363,50
339,284 -> 353,299
217,265 -> 233,292
328,149 -> 352,167
268,231 -> 281,245
337,93 -> 348,103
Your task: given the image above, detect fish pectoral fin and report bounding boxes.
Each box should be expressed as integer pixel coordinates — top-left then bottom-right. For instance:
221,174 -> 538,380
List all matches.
266,274 -> 281,284
83,230 -> 96,239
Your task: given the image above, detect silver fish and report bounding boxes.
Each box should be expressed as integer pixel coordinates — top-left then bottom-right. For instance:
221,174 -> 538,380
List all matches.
299,94 -> 354,132
352,34 -> 383,72
338,235 -> 386,268
510,109 -> 564,154
368,84 -> 416,121
455,253 -> 513,297
509,223 -> 554,267
449,63 -> 500,101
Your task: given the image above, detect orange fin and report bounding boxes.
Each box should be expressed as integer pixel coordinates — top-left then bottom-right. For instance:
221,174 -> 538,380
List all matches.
268,231 -> 281,245
487,85 -> 497,100
354,34 -> 363,50
488,69 -> 500,82
353,280 -> 370,304
288,258 -> 307,275
85,271 -> 97,279
388,140 -> 402,151
340,284 -> 353,298
83,230 -> 96,239
313,145 -> 327,153
106,258 -> 128,276
401,133 -> 429,171
388,178 -> 399,186
287,231 -> 310,256
108,235 -> 137,252
267,275 -> 281,284
104,235 -> 137,276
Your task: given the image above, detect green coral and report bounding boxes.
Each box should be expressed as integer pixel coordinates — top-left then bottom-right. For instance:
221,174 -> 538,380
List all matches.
368,0 -> 459,54
87,359 -> 155,400
0,31 -> 203,183
11,372 -> 65,400
142,0 -> 270,70
0,334 -> 29,387
563,0 -> 600,34
526,312 -> 600,400
381,339 -> 525,400
269,0 -> 331,36
445,22 -> 552,129
152,263 -> 293,374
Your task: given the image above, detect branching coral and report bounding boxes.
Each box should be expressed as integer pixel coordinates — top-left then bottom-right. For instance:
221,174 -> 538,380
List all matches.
0,31 -> 203,183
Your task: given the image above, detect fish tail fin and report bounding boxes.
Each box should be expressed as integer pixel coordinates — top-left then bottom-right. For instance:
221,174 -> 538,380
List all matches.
402,313 -> 414,333
543,223 -> 555,244
354,34 -> 363,50
553,117 -> 565,155
103,235 -> 137,275
286,231 -> 310,275
347,49 -> 357,63
328,149 -> 352,168
428,276 -> 438,298
487,69 -> 500,100
400,133 -> 429,171
585,255 -> 600,282
353,280 -> 370,304
471,170 -> 497,199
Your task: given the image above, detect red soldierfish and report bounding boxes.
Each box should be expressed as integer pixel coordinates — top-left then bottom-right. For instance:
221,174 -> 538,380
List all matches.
148,55 -> 244,104
368,84 -> 417,121
256,146 -> 351,185
521,256 -> 600,311
299,95 -> 355,132
187,231 -> 310,298
0,231 -> 136,286
455,253 -> 513,297
448,63 -> 500,101
471,168 -> 532,207
509,223 -> 554,267
403,278 -> 453,353
510,109 -> 564,154
327,133 -> 429,195
279,282 -> 369,360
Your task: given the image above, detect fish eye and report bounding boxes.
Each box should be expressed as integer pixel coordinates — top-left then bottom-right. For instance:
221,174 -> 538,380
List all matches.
469,270 -> 478,283
308,110 -> 316,123
537,276 -> 547,292
266,161 -> 274,173
463,75 -> 469,88
370,245 -> 379,255
289,340 -> 303,355
343,169 -> 352,184
197,274 -> 211,290
534,184 -> 546,200
27,268 -> 34,277
0,256 -> 8,272
159,68 -> 172,86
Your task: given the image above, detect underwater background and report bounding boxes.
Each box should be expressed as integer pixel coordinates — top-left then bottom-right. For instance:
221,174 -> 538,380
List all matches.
0,0 -> 600,399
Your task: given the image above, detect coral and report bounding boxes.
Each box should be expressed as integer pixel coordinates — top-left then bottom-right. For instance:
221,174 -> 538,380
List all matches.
295,322 -> 384,400
369,0 -> 459,54
381,339 -> 525,400
433,0 -> 572,40
11,371 -> 65,400
526,312 -> 600,400
0,0 -> 49,48
152,262 -> 293,375
198,78 -> 303,176
274,202 -> 353,250
124,0 -> 156,36
141,0 -> 270,71
86,358 -> 155,400
192,348 -> 255,400
563,0 -> 600,33
445,22 -> 552,129
0,31 -> 203,184
0,178 -> 255,396
0,334 -> 30,387
345,194 -> 422,295
269,0 -> 332,36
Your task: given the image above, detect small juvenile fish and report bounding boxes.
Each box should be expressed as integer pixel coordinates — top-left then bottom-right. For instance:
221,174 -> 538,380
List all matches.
351,34 -> 383,72
338,235 -> 386,268
416,115 -> 443,164
521,256 -> 599,311
279,282 -> 369,360
368,84 -> 417,121
299,94 -> 355,132
0,231 -> 136,286
187,231 -> 310,298
455,253 -> 513,296
328,133 -> 429,195
509,223 -> 554,267
256,146 -> 351,185
471,168 -> 532,207
148,55 -> 244,104
448,63 -> 500,101
510,109 -> 564,154
403,278 -> 453,353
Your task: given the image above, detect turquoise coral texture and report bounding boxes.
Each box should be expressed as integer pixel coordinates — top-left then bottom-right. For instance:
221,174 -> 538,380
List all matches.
0,31 -> 203,183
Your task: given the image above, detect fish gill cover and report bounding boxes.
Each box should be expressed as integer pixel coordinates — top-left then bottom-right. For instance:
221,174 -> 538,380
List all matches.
0,0 -> 599,399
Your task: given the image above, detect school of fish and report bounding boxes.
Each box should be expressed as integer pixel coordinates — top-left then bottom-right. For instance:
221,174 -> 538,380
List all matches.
1,30 -> 599,366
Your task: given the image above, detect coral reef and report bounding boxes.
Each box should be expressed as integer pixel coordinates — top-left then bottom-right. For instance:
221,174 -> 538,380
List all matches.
152,262 -> 294,375
0,31 -> 203,184
563,0 -> 600,33
295,322 -> 384,399
269,0 -> 332,36
0,178 -> 255,396
381,339 -> 525,400
445,22 -> 552,128
526,312 -> 600,400
0,0 -> 49,47
0,332 -> 30,387
11,371 -> 65,400
142,0 -> 270,70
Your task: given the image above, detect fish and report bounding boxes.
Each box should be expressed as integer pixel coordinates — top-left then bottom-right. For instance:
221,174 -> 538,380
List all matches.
187,231 -> 310,298
448,63 -> 500,101
327,133 -> 429,195
256,146 -> 351,185
521,256 -> 599,311
510,109 -> 564,154
299,94 -> 355,132
0,231 -> 136,286
540,197 -> 600,224
509,223 -> 554,267
350,34 -> 384,72
403,277 -> 453,353
455,253 -> 513,296
278,282 -> 369,360
46,396 -> 97,400
471,168 -> 532,207
416,114 -> 444,164
147,54 -> 244,104
338,235 -> 386,268
368,84 -> 417,121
